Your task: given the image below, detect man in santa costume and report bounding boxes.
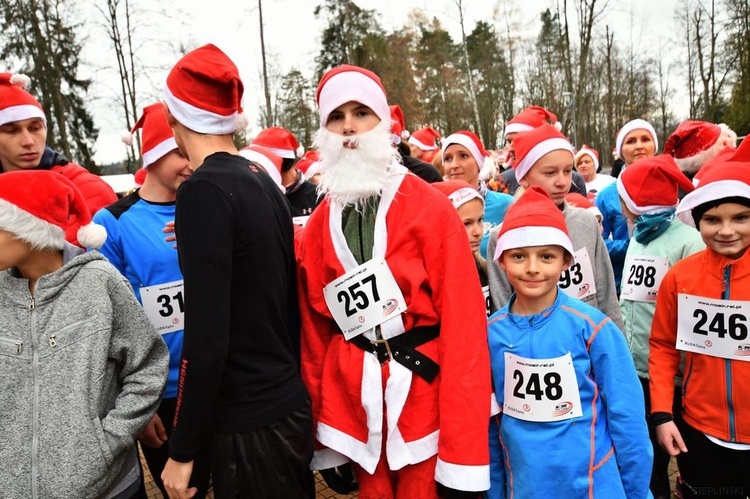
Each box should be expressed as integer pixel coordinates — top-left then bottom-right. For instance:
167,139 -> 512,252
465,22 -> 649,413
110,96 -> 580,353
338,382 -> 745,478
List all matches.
297,64 -> 491,498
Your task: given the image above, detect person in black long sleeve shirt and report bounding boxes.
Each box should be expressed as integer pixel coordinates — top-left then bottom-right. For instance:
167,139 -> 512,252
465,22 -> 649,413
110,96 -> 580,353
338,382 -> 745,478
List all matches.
159,44 -> 312,499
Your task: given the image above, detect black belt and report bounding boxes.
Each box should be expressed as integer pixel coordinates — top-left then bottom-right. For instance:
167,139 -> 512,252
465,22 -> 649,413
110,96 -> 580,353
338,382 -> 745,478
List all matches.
347,325 -> 440,383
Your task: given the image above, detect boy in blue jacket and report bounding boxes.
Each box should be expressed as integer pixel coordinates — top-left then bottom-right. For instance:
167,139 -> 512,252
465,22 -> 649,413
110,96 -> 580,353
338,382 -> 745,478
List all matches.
487,185 -> 652,498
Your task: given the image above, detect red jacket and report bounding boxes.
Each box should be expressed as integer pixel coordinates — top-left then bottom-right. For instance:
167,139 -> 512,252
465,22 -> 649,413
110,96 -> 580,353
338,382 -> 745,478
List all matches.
650,247 -> 750,443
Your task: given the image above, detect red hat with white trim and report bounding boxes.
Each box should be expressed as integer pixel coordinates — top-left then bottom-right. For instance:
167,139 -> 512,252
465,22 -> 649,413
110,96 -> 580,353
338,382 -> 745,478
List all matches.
389,105 -> 409,141
163,44 -> 247,134
296,149 -> 320,175
239,144 -> 284,191
432,179 -> 484,210
409,127 -> 441,151
504,106 -> 561,137
121,103 -> 177,169
442,131 -> 488,172
615,119 -> 658,159
664,120 -> 721,159
511,124 -> 574,182
0,73 -> 46,127
494,185 -> 574,261
0,170 -> 106,250
316,64 -> 389,127
617,155 -> 694,216
574,144 -> 599,171
565,193 -> 602,220
251,126 -> 303,159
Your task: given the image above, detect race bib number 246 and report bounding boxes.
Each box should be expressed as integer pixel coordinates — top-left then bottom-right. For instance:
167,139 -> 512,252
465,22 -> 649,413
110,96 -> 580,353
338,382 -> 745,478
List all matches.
676,294 -> 750,361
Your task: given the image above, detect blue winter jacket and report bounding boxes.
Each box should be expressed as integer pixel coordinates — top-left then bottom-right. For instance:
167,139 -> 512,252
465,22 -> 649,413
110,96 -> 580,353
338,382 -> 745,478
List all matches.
487,290 -> 652,499
596,182 -> 629,293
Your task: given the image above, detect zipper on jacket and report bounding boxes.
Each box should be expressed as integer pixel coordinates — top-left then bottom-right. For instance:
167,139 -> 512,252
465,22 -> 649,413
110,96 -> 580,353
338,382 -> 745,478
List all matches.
722,265 -> 737,442
0,336 -> 23,354
29,295 -> 40,498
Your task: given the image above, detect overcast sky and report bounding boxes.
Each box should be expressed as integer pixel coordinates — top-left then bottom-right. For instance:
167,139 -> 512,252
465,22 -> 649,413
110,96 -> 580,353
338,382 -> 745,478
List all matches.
83,0 -> 682,164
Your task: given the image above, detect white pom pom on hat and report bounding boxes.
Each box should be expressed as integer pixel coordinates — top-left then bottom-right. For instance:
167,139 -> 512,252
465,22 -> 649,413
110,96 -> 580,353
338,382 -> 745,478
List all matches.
0,72 -> 46,127
9,73 -> 31,89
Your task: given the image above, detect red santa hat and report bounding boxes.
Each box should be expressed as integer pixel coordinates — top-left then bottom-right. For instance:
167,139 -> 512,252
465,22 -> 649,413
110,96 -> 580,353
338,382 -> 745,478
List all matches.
389,105 -> 409,142
663,120 -> 726,174
574,144 -> 599,171
0,170 -> 106,250
121,103 -> 178,169
316,64 -> 389,128
615,119 -> 658,159
565,192 -> 602,220
442,131 -> 488,172
493,185 -> 574,261
239,144 -> 284,191
0,73 -> 46,127
162,44 -> 247,134
296,149 -> 321,174
511,124 -> 574,182
616,155 -> 695,216
504,106 -> 561,137
432,179 -> 484,210
134,168 -> 147,187
409,127 -> 441,151
251,126 -> 303,159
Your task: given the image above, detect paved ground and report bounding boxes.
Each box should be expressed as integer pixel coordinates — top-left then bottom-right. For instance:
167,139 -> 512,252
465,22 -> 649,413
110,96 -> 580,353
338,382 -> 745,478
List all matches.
141,447 -> 676,498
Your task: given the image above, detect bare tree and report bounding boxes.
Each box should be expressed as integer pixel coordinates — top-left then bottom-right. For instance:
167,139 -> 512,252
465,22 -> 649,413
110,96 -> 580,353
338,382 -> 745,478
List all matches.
454,0 -> 482,131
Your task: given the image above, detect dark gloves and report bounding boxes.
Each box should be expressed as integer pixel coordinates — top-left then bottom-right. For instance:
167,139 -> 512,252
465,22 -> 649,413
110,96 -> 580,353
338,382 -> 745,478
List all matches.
436,482 -> 482,499
319,463 -> 358,494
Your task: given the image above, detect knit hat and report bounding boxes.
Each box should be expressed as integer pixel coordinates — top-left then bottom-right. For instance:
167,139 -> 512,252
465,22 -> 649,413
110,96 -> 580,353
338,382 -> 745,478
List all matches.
409,127 -> 441,151
442,131 -> 488,172
296,149 -> 320,175
432,179 -> 484,210
0,170 -> 106,250
511,124 -> 574,182
615,119 -> 658,159
251,126 -> 303,159
494,185 -> 574,261
162,44 -> 247,134
574,144 -> 599,171
617,155 -> 695,216
316,64 -> 389,127
0,73 -> 46,127
121,103 -> 178,169
565,192 -> 602,220
504,106 -> 561,137
238,144 -> 284,190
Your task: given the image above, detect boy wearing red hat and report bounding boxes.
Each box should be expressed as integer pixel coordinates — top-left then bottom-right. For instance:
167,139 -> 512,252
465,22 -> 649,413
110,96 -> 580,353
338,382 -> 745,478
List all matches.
650,143 -> 750,498
159,45 -> 312,498
93,103 -> 211,498
0,73 -> 117,245
487,186 -> 652,499
0,170 -> 169,498
298,64 -> 491,497
408,126 -> 442,164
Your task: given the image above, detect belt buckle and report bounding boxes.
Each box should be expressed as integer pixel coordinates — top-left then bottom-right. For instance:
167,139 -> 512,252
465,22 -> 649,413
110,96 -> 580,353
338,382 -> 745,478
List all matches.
370,337 -> 393,364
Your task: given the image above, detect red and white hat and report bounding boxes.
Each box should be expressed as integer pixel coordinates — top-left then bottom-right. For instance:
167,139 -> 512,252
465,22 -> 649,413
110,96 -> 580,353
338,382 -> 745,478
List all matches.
0,73 -> 46,127
664,120 -> 721,159
252,126 -> 303,159
389,105 -> 409,143
616,155 -> 694,216
574,144 -> 599,171
511,124 -> 574,182
565,193 -> 602,220
0,170 -> 106,250
122,103 -> 178,169
494,185 -> 574,261
239,144 -> 284,191
296,149 -> 321,175
431,179 -> 484,210
442,131 -> 488,172
409,127 -> 441,151
163,44 -> 247,134
316,64 -> 390,127
504,106 -> 561,137
615,119 -> 658,159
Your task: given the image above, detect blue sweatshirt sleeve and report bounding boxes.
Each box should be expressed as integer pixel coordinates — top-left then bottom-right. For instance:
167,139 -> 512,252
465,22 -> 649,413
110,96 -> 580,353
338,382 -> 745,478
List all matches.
486,415 -> 506,499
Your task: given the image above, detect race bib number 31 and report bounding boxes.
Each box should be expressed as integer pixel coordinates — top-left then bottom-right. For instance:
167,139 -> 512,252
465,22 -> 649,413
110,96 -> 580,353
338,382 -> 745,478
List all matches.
558,248 -> 596,300
677,294 -> 750,361
323,258 -> 407,340
621,256 -> 669,302
140,280 -> 185,335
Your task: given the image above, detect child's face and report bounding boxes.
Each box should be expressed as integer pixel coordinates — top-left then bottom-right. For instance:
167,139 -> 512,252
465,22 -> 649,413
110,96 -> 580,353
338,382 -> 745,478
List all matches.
520,150 -> 573,206
699,202 -> 750,259
457,199 -> 484,253
500,245 -> 570,303
149,149 -> 192,193
0,230 -> 32,271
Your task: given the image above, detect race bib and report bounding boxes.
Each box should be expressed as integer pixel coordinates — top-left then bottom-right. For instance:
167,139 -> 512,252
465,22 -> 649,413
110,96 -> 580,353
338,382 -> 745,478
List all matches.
292,215 -> 310,227
676,294 -> 750,361
140,280 -> 185,335
558,248 -> 596,300
621,256 -> 669,302
482,285 -> 491,318
323,258 -> 407,340
503,352 -> 583,422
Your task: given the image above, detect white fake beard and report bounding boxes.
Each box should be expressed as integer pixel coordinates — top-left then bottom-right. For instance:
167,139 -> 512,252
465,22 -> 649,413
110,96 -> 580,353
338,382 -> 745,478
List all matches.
314,121 -> 401,207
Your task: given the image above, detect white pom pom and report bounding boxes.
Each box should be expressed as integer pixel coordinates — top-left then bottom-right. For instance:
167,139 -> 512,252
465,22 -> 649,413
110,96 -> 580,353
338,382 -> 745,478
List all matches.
554,121 -> 563,131
401,129 -> 410,140
480,156 -> 497,182
77,223 -> 107,250
10,73 -> 30,89
121,131 -> 134,146
296,145 -> 305,158
235,112 -> 249,131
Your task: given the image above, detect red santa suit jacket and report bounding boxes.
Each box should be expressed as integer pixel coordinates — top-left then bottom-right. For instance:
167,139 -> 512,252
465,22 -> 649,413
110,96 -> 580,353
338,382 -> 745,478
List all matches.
297,166 -> 491,491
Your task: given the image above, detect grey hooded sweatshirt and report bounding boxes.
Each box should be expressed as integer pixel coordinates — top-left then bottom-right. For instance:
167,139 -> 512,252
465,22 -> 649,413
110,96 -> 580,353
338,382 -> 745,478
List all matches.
0,247 -> 169,498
